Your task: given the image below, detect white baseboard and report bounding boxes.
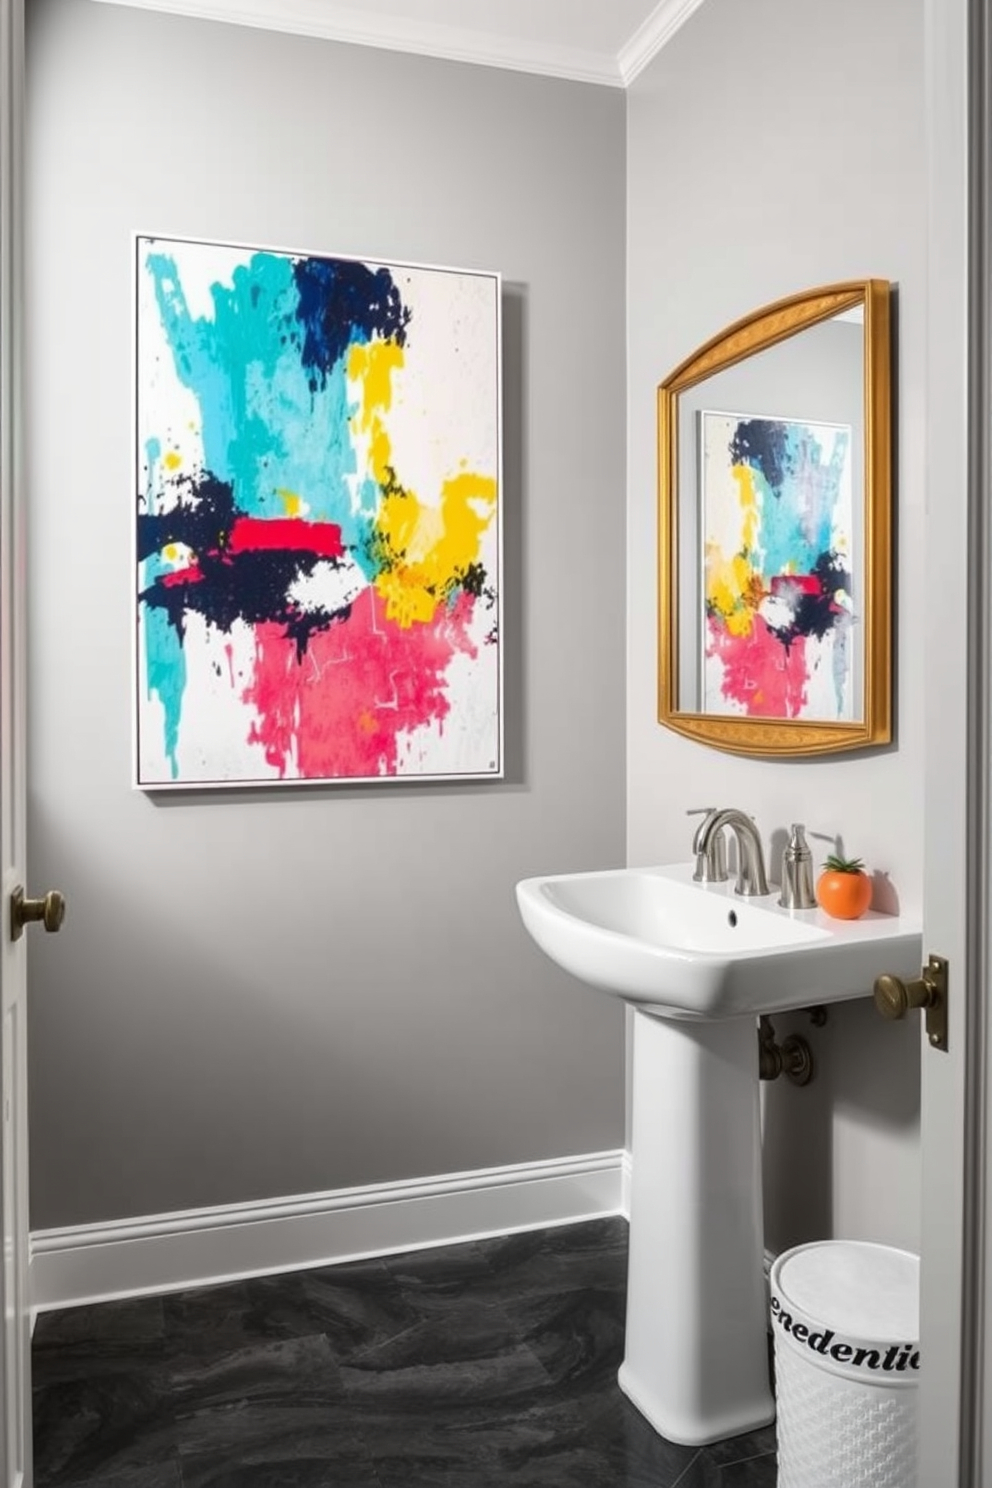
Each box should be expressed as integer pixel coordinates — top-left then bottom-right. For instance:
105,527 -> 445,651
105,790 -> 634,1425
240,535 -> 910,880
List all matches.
30,1149 -> 628,1313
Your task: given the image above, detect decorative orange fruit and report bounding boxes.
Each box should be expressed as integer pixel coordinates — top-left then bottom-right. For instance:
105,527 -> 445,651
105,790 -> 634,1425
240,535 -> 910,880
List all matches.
815,854 -> 873,920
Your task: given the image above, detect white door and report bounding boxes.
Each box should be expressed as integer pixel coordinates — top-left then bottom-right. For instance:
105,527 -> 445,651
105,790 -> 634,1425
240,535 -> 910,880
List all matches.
0,0 -> 63,1482
919,0 -> 991,1481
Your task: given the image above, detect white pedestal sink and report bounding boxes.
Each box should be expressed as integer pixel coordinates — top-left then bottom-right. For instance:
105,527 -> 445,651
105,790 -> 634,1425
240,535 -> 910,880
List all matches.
515,862 -> 922,1446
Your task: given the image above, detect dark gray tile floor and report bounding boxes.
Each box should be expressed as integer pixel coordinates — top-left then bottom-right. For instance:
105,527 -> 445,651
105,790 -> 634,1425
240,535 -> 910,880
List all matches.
32,1217 -> 778,1487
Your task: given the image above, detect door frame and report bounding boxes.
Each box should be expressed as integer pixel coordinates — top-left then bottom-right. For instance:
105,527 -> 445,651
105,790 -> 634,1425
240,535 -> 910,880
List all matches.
959,0 -> 992,1474
0,0 -> 31,1481
922,0 -> 992,1481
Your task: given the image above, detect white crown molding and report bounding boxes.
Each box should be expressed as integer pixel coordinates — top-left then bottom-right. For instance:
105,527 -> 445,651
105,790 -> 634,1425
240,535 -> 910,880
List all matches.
88,0 -> 710,88
619,0 -> 710,85
30,1149 -> 628,1312
88,0 -> 626,86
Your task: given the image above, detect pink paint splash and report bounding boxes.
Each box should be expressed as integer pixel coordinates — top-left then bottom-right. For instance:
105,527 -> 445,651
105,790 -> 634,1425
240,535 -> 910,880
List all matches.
707,616 -> 810,719
243,586 -> 479,778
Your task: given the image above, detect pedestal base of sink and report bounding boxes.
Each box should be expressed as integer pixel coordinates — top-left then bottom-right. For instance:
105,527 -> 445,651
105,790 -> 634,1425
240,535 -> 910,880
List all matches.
619,1009 -> 775,1446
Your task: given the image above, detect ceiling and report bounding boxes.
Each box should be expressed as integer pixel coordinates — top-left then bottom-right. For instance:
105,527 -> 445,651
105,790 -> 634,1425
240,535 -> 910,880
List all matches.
89,0 -> 707,86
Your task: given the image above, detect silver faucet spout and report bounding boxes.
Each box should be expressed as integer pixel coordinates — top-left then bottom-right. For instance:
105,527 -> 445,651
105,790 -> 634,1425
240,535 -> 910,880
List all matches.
695,809 -> 770,897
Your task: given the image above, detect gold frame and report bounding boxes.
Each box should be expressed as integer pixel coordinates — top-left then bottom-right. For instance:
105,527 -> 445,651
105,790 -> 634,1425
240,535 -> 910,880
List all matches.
658,279 -> 892,757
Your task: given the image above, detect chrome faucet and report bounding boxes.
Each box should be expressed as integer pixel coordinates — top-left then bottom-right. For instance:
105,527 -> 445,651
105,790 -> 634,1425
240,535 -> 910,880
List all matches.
694,808 -> 770,897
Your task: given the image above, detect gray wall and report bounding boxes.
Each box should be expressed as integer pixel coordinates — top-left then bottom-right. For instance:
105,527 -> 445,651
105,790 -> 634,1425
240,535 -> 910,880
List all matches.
627,0 -> 926,1252
25,0 -> 627,1229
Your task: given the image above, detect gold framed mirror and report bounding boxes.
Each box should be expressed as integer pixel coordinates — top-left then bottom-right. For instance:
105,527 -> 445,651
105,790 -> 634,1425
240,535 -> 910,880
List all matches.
658,280 -> 891,757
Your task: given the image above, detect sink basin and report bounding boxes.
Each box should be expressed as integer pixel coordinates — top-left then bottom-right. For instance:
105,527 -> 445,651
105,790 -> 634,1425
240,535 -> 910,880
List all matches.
516,862 -> 922,1019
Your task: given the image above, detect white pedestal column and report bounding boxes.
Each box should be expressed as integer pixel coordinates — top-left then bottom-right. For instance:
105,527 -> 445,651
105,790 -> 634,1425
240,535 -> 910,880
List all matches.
618,1008 -> 775,1446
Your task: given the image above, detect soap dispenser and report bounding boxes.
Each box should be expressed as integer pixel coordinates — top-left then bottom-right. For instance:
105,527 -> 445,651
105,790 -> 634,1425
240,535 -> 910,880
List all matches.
779,823 -> 816,910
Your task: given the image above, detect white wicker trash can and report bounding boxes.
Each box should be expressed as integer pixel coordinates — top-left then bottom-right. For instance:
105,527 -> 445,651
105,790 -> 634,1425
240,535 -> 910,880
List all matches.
770,1241 -> 920,1488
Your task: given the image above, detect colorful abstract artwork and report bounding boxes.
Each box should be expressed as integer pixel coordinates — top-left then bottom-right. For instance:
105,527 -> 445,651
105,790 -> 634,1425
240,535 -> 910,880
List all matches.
135,236 -> 501,787
700,411 -> 856,721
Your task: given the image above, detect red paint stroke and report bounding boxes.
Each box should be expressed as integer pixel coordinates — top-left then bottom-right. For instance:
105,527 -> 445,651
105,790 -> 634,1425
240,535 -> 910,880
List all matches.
242,586 -> 479,779
770,573 -> 821,597
161,566 -> 205,587
707,615 -> 809,719
227,517 -> 344,558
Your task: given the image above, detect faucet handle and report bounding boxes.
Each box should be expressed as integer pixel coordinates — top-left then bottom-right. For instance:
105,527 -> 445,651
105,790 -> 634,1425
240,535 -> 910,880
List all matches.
689,808 -> 729,883
686,806 -> 720,842
687,807 -> 717,858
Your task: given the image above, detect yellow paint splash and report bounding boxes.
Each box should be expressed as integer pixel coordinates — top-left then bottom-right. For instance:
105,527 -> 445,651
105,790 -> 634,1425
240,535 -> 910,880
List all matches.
348,338 -> 409,498
347,335 -> 497,628
374,472 -> 497,628
731,464 -> 760,552
706,548 -> 759,637
349,340 -> 404,441
277,489 -> 303,517
705,463 -> 764,636
164,450 -> 182,472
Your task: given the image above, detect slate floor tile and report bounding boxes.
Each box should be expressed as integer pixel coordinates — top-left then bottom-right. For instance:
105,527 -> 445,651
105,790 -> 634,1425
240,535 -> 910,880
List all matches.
382,1239 -> 495,1310
171,1334 -> 347,1430
295,1257 -> 419,1362
499,1284 -> 627,1396
671,1445 -> 778,1487
32,1369 -> 178,1487
366,1390 -> 699,1488
475,1217 -> 628,1303
34,1296 -> 168,1386
177,1422 -> 382,1488
31,1217 -> 779,1488
44,1465 -> 182,1488
703,1422 -> 778,1465
162,1275 -> 312,1361
339,1321 -> 550,1416
34,1295 -> 166,1352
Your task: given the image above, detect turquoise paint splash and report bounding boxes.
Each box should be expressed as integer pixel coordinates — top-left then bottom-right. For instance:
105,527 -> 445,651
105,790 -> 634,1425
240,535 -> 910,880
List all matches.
140,437 -> 185,780
145,250 -> 371,548
747,425 -> 849,578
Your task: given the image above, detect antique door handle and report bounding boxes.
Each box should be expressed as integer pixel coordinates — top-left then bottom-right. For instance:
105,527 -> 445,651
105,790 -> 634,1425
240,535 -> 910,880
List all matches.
873,955 -> 948,1051
10,887 -> 66,941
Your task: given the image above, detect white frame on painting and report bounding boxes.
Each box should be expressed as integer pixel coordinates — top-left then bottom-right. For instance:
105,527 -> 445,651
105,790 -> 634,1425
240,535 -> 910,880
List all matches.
134,233 -> 503,789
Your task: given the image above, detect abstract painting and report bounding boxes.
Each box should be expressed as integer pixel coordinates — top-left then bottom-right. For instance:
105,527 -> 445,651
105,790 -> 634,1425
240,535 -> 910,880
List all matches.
700,411 -> 856,721
135,235 -> 501,787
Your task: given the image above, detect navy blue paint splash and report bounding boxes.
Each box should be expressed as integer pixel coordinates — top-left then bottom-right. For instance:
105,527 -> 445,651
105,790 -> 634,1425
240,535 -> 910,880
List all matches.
292,258 -> 411,389
138,473 -> 237,563
138,477 -> 351,659
762,550 -> 851,651
729,419 -> 792,497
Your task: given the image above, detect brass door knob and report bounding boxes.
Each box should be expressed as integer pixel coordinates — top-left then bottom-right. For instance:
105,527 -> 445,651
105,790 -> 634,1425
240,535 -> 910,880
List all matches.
11,887 -> 66,942
873,956 -> 949,1051
874,972 -> 937,1019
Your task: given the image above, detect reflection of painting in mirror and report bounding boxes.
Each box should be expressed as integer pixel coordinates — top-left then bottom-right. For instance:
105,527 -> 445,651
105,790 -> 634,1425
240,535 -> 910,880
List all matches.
700,410 -> 855,721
